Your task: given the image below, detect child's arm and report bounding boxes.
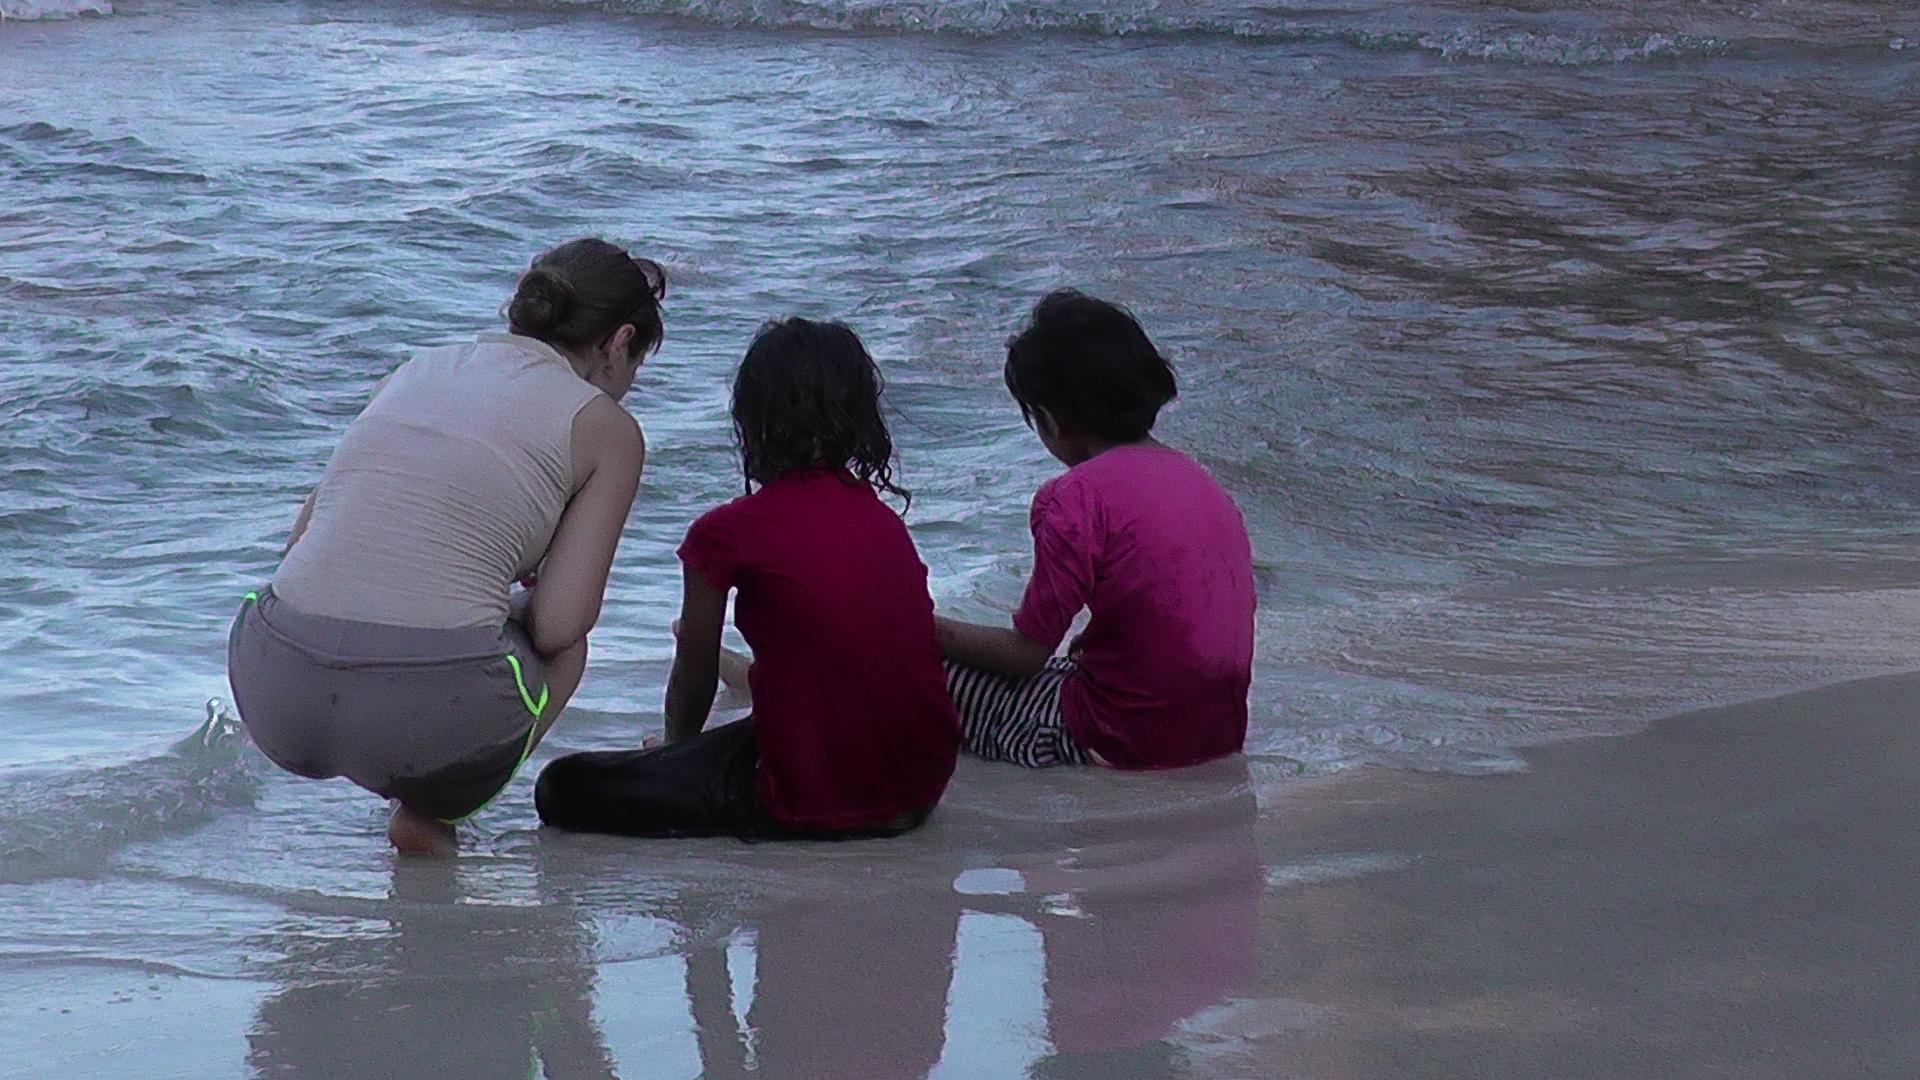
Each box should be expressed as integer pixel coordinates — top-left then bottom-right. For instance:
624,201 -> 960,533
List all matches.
664,567 -> 728,744
935,487 -> 1090,680
935,614 -> 1054,679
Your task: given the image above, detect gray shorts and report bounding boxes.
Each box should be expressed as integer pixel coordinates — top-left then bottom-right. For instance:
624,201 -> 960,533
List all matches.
227,586 -> 549,820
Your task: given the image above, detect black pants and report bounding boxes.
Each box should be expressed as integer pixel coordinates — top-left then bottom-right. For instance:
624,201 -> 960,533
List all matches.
535,718 -> 932,841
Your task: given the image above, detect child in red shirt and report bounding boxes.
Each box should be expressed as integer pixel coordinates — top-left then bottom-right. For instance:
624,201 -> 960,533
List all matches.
536,318 -> 959,838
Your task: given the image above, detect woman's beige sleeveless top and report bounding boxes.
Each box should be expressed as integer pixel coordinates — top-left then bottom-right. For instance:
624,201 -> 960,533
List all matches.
273,332 -> 605,629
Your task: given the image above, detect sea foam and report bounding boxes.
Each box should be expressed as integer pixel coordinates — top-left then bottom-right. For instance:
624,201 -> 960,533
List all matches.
0,0 -> 112,20
0,702 -> 258,884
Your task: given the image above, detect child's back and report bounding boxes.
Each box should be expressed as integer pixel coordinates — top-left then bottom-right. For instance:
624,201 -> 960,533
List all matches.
1015,445 -> 1253,768
680,466 -> 958,829
935,289 -> 1256,771
536,316 -> 957,841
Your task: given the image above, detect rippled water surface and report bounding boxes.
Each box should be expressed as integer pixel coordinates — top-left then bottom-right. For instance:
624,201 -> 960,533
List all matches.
2,0 -> 1917,1074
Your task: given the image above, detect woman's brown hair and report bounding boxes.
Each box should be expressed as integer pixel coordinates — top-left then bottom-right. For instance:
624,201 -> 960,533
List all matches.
506,238 -> 667,358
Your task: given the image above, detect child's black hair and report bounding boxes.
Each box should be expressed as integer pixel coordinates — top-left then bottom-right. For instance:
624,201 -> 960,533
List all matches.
732,317 -> 909,508
1003,290 -> 1177,443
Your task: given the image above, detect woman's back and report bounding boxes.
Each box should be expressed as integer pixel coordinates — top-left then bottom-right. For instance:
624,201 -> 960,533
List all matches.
274,332 -> 603,629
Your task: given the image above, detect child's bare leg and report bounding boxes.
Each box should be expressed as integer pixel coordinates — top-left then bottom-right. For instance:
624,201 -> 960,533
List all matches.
716,643 -> 751,693
672,618 -> 752,693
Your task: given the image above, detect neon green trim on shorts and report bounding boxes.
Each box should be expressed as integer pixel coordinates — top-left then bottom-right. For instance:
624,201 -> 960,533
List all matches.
438,657 -> 548,824
438,720 -> 542,825
503,653 -> 549,719
243,591 -> 259,603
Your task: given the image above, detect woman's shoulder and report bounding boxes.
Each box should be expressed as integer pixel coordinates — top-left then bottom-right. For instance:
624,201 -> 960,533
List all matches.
574,395 -> 643,449
559,396 -> 644,501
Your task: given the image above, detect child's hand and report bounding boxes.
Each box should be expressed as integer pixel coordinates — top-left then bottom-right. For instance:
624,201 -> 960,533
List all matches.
640,731 -> 665,750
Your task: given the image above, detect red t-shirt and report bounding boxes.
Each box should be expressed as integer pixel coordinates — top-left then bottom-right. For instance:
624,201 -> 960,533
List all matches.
1013,446 -> 1255,769
677,468 -> 959,831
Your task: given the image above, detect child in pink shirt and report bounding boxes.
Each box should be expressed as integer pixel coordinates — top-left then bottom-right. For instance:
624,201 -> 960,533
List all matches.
938,291 -> 1255,768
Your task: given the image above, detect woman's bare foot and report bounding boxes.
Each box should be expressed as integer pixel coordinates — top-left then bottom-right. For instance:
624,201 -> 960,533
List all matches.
387,802 -> 457,857
672,617 -> 753,692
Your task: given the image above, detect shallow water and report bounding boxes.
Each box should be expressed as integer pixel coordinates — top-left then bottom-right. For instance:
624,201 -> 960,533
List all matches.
3,0 -> 1918,1074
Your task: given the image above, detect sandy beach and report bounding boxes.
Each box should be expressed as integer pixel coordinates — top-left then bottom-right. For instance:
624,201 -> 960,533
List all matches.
1205,671 -> 1920,1079
8,672 -> 1915,1077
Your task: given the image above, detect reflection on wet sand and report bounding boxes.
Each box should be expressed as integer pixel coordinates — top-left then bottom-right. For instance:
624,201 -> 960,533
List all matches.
683,889 -> 960,1079
247,858 -> 617,1080
683,764 -> 1263,1079
234,677 -> 1920,1080
244,765 -> 1266,1079
1173,676 -> 1920,1078
1030,783 -> 1262,1074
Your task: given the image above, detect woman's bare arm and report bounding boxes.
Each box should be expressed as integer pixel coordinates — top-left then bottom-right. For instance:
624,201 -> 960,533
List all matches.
525,397 -> 645,657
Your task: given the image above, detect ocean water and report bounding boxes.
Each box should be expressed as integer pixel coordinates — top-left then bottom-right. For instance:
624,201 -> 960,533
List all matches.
2,0 -> 1918,1075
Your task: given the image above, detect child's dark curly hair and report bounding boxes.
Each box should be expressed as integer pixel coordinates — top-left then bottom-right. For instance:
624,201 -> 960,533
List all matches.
1004,289 -> 1176,442
731,318 -> 909,508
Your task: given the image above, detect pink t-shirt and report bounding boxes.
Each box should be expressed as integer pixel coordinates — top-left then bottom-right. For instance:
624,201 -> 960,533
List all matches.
1013,445 -> 1255,769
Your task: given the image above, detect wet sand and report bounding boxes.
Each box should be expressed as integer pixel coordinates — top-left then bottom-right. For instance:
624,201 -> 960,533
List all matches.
8,673 -> 1917,1078
1198,671 -> 1920,1079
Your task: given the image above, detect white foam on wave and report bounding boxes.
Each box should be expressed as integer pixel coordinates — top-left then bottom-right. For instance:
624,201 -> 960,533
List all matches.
0,0 -> 112,19
1412,27 -> 1720,65
493,0 -> 1734,65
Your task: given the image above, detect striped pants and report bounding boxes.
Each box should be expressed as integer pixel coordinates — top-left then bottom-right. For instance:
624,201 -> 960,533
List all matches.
943,658 -> 1091,768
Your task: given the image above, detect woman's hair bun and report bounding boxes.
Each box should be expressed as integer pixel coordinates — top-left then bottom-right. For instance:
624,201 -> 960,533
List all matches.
507,266 -> 575,337
502,238 -> 667,356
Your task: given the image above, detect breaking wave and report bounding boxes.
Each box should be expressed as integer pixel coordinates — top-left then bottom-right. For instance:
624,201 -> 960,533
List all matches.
446,0 -> 1746,65
0,0 -> 112,20
0,702 -> 259,883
